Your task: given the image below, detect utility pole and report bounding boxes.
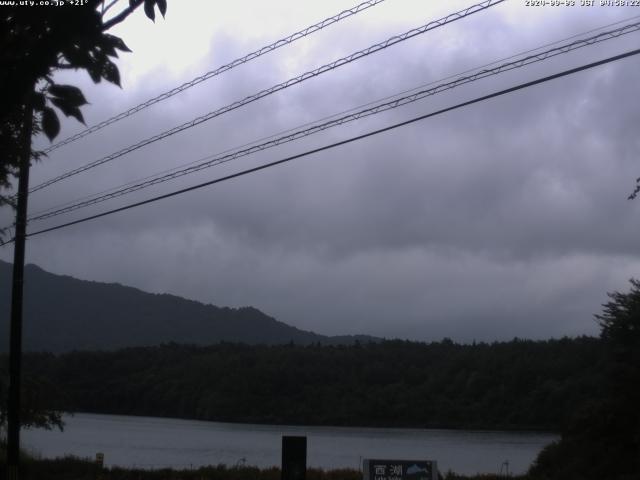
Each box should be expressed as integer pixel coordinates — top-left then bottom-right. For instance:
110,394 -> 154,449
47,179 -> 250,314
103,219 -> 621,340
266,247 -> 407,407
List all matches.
7,88 -> 34,480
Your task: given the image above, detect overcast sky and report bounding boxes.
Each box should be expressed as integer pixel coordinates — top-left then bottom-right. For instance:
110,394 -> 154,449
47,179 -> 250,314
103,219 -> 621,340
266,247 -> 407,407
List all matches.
2,0 -> 640,342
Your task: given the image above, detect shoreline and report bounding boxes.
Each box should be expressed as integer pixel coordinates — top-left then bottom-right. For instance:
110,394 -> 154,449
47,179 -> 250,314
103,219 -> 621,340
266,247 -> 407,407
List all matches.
59,411 -> 560,435
22,413 -> 554,476
11,456 -> 531,480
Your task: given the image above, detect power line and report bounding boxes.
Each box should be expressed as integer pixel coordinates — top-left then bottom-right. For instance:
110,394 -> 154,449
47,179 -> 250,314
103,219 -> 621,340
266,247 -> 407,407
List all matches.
27,0 -> 505,195
15,47 -> 640,242
26,20 -> 640,223
42,0 -> 388,154
32,11 -> 640,217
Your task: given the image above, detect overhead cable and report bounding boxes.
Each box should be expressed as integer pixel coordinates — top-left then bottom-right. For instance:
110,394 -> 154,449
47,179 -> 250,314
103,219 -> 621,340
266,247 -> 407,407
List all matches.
43,0 -> 388,154
28,0 -> 505,195
10,47 -> 638,243
26,20 -> 640,223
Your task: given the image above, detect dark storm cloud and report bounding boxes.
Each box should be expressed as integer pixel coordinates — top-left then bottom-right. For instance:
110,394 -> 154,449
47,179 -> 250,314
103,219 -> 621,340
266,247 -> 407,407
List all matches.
3,2 -> 640,341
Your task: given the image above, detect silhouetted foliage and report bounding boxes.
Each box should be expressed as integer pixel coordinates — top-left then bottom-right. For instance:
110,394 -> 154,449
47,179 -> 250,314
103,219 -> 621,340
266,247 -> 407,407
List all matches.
0,0 -> 168,431
530,279 -> 640,479
0,354 -> 65,432
0,452 -> 535,480
2,456 -> 360,480
628,176 -> 640,200
0,0 -> 167,208
2,337 -> 603,431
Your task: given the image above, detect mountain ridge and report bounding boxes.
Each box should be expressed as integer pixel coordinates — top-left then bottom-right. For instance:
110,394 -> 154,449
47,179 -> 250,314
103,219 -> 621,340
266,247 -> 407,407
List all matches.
0,260 -> 378,352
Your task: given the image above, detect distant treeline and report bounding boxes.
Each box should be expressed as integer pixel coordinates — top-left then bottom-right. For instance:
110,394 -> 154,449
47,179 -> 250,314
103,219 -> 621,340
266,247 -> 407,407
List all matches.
9,337 -> 604,431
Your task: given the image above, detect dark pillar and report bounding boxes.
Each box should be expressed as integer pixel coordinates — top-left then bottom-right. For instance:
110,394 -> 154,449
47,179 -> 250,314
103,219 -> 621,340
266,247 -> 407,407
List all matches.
7,88 -> 34,480
281,435 -> 306,480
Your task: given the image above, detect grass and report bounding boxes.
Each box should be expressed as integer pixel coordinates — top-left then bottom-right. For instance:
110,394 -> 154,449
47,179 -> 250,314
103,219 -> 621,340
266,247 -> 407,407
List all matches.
0,455 -> 535,480
1,441 -> 532,480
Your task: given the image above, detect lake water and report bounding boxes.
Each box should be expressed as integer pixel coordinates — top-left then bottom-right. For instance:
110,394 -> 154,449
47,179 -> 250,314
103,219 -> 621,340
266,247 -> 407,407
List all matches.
22,413 -> 557,476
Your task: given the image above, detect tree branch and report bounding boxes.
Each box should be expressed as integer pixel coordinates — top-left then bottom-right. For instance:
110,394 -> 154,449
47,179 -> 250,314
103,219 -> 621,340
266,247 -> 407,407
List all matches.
101,0 -> 120,17
54,63 -> 78,70
102,0 -> 144,31
628,177 -> 640,200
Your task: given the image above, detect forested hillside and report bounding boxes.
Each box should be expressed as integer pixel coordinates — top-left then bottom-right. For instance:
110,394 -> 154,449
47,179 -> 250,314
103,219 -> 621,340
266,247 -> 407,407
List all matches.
12,337 -> 603,431
0,261 -> 376,352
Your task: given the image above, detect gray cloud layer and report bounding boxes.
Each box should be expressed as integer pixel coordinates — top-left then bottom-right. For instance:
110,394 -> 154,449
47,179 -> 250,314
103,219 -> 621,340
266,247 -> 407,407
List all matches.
2,1 -> 639,341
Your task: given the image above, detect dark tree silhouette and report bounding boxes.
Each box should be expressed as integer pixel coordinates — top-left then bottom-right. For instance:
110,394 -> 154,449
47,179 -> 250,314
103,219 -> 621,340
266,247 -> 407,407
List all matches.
2,337 -> 604,431
531,279 -> 640,479
0,0 -> 168,444
0,0 -> 167,209
0,360 -> 65,431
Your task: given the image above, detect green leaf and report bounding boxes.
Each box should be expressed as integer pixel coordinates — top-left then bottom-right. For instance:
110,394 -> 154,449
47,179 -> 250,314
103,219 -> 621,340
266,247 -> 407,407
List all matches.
87,63 -> 102,83
33,93 -> 46,112
101,41 -> 118,58
42,107 -> 60,141
50,97 -> 86,125
144,0 -> 155,21
103,33 -> 132,54
62,46 -> 92,71
48,84 -> 87,107
101,60 -> 121,87
157,0 -> 167,18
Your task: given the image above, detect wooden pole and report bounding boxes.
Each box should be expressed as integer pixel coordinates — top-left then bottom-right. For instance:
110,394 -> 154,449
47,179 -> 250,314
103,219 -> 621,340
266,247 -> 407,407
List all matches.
7,88 -> 34,480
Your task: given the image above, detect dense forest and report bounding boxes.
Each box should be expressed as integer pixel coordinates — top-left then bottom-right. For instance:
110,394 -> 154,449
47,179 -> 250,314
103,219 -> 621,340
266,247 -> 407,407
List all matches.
5,337 -> 603,431
3,277 -> 639,480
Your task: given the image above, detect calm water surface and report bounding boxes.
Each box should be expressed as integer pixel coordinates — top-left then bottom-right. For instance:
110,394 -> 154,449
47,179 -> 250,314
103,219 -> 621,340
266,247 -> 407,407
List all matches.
23,413 -> 556,475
